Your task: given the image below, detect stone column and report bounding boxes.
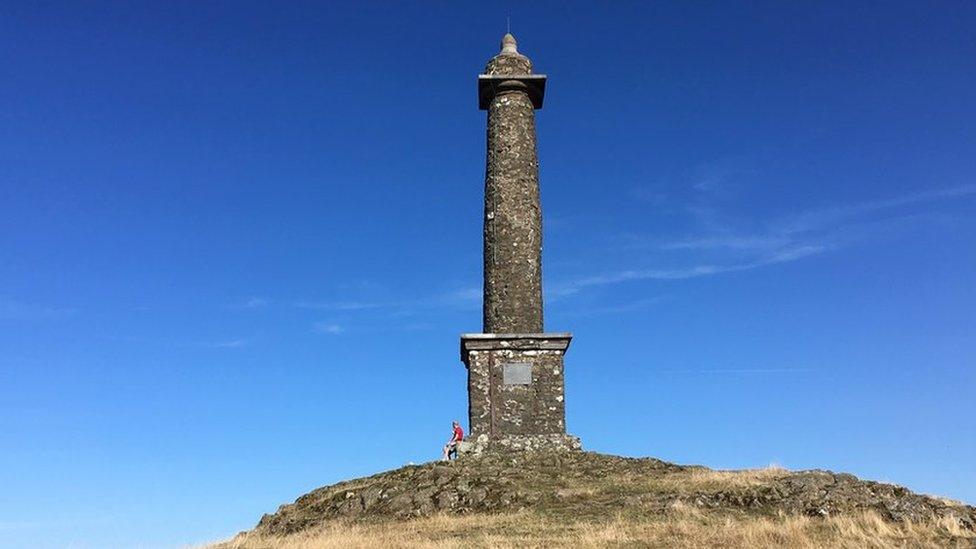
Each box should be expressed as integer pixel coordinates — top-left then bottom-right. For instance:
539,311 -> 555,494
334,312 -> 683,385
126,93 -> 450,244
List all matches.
480,34 -> 546,334
459,35 -> 580,454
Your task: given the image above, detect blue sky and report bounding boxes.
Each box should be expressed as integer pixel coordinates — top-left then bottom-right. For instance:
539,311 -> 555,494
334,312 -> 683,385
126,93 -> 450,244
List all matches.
2,2 -> 975,547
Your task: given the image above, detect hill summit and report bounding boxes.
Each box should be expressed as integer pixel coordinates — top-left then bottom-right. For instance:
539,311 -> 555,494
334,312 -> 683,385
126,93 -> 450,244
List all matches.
215,451 -> 975,548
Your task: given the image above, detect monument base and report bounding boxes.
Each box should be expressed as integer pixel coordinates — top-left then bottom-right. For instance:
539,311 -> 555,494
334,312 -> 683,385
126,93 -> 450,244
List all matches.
457,433 -> 582,456
460,333 -> 575,443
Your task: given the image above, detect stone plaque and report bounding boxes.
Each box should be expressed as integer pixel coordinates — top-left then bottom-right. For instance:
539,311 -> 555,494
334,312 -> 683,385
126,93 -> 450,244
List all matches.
503,362 -> 532,385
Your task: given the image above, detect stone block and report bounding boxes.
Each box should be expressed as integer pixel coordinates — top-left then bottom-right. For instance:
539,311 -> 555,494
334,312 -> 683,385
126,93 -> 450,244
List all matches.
460,333 -> 575,444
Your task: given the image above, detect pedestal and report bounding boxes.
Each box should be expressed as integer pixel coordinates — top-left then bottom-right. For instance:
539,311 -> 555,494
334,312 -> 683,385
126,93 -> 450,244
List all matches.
459,333 -> 580,452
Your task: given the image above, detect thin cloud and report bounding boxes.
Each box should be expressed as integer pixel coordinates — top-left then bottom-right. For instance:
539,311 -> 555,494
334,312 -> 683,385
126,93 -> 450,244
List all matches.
553,243 -> 828,296
659,184 -> 975,253
655,367 -> 813,375
312,322 -> 344,335
105,335 -> 250,349
660,184 -> 976,252
288,185 -> 973,315
553,184 -> 971,296
689,155 -> 755,193
441,287 -> 481,305
400,322 -> 436,331
0,298 -> 76,321
296,286 -> 480,316
0,515 -> 116,531
207,339 -> 248,348
777,184 -> 976,235
296,300 -> 387,311
228,297 -> 271,309
559,296 -> 669,316
661,235 -> 791,251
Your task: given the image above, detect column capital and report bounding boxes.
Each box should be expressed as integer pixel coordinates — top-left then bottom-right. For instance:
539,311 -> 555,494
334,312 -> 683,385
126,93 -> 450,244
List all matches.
477,74 -> 547,110
460,332 -> 572,363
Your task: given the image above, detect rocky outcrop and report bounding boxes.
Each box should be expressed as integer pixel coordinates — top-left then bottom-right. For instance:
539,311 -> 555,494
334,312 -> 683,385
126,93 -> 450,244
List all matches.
252,452 -> 975,537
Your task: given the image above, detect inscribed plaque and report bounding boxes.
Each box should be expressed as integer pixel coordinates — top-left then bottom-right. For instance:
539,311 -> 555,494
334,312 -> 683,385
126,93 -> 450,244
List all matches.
503,362 -> 532,385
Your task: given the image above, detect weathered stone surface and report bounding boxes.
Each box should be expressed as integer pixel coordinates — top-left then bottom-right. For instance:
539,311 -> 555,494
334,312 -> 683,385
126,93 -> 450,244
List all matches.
458,433 -> 582,455
461,334 -> 572,439
484,35 -> 533,76
458,35 -> 575,451
251,452 -> 976,537
481,34 -> 544,334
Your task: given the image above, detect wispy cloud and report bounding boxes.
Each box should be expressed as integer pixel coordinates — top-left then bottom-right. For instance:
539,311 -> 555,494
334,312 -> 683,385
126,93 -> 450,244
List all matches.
442,287 -> 481,305
228,297 -> 271,309
105,334 -> 250,349
553,244 -> 828,296
206,338 -> 248,348
775,184 -> 976,235
296,287 -> 480,316
400,322 -> 435,331
0,298 -> 76,321
559,296 -> 670,316
244,185 -> 972,318
690,157 -> 754,192
312,322 -> 344,335
0,515 -> 116,532
654,367 -> 814,375
660,235 -> 791,251
662,184 -> 975,252
296,300 -> 389,311
562,184 -> 973,296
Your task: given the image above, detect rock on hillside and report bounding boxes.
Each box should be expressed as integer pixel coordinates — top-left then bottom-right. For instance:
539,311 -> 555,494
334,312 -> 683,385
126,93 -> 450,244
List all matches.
252,452 -> 974,537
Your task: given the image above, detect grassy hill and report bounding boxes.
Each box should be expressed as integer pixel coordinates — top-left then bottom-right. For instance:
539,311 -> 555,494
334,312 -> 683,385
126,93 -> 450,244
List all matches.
211,451 -> 975,548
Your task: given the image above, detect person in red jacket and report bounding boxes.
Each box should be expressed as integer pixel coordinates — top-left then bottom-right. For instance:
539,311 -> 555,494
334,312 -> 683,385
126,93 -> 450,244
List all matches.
442,420 -> 464,461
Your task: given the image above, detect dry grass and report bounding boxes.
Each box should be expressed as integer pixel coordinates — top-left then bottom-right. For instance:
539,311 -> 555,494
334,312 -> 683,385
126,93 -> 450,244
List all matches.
580,464 -> 792,500
648,465 -> 791,493
208,504 -> 975,549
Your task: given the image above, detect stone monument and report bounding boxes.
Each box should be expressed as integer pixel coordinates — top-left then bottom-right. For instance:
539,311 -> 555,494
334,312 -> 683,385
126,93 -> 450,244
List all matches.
459,34 -> 581,453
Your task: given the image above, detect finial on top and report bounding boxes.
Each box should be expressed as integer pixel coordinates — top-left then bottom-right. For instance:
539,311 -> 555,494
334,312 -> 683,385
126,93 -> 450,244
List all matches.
500,33 -> 518,55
